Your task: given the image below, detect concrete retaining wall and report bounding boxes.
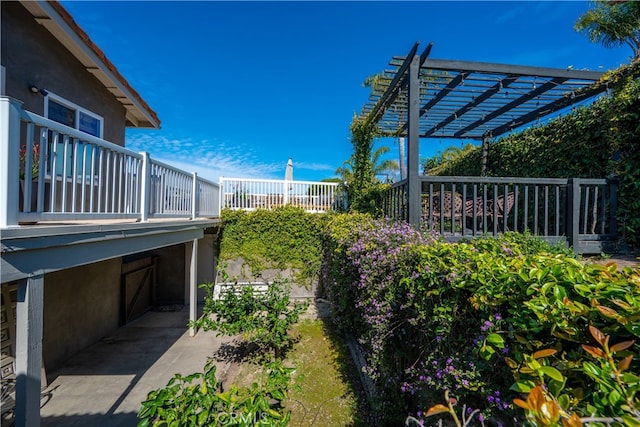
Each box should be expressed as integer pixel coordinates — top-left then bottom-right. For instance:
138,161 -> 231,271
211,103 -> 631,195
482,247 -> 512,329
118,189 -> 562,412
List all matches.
219,257 -> 317,299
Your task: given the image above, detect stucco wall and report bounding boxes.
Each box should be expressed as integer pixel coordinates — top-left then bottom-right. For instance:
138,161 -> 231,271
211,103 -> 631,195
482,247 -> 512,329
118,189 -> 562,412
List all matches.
42,258 -> 121,371
196,234 -> 218,301
0,1 -> 126,145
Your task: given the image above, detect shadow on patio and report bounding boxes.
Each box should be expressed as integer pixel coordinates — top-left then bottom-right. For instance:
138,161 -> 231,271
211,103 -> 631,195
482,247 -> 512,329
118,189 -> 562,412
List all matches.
37,307 -> 228,427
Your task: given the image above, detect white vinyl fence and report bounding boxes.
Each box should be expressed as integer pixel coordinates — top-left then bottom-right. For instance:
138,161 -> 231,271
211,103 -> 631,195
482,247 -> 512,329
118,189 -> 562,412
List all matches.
219,177 -> 342,213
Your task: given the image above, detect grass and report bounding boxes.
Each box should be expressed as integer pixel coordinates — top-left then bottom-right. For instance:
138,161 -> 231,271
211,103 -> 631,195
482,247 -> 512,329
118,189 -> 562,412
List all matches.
229,316 -> 369,426
284,319 -> 368,426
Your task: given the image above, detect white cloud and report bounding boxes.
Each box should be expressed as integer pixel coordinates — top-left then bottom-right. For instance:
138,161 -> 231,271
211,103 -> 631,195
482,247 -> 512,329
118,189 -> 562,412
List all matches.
125,133 -> 279,182
291,161 -> 335,172
124,132 -> 335,183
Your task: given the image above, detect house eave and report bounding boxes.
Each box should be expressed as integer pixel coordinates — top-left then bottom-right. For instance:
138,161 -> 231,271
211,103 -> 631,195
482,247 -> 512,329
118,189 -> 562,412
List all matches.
20,0 -> 161,129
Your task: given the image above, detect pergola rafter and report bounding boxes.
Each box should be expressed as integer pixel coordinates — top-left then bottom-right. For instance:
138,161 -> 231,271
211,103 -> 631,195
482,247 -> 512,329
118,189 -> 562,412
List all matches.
359,42 -> 609,225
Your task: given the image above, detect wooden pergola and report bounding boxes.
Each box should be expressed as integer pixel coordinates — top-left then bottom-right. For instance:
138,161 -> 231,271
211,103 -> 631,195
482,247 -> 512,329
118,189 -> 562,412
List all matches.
359,42 -> 609,226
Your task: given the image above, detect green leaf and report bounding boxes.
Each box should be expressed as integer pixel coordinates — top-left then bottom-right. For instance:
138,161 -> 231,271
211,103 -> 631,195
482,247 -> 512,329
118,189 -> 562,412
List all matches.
198,410 -> 209,425
510,380 -> 534,393
479,345 -> 495,360
271,389 -> 285,400
557,394 -> 570,410
608,389 -> 623,406
486,333 -> 505,348
621,414 -> 640,427
582,361 -> 601,378
539,366 -> 564,382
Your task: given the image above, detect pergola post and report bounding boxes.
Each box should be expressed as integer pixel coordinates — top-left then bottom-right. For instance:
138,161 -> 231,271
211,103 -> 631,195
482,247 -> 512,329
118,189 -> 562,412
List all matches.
407,54 -> 421,226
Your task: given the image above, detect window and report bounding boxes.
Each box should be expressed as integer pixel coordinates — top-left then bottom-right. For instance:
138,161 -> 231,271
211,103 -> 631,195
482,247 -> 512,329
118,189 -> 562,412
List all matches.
43,93 -> 104,178
44,92 -> 104,138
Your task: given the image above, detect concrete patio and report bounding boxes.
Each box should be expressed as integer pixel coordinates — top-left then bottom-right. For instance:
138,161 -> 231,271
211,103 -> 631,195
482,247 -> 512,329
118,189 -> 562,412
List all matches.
37,307 -> 230,426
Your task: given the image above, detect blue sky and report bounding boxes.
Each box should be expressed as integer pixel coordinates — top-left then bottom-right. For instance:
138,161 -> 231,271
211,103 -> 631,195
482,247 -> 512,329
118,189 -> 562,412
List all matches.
61,1 -> 633,183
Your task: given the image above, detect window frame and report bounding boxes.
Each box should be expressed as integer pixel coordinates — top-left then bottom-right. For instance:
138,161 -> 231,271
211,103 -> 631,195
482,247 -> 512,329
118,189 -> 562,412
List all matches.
43,91 -> 104,138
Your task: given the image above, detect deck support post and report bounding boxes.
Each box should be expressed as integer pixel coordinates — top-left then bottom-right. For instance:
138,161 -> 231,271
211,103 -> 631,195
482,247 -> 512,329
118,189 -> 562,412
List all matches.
187,239 -> 198,337
14,274 -> 44,427
407,54 -> 421,226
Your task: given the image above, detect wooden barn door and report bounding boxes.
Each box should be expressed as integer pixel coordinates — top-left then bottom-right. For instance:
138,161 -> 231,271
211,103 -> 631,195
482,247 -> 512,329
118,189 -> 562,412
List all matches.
121,255 -> 157,324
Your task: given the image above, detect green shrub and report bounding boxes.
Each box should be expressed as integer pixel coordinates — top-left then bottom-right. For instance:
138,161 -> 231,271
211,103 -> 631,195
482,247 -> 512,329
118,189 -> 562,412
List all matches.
137,359 -> 293,427
321,214 -> 640,425
193,278 -> 308,360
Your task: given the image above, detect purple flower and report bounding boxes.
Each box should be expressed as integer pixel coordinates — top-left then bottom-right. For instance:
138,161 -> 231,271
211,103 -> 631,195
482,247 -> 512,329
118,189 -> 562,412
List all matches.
481,320 -> 494,331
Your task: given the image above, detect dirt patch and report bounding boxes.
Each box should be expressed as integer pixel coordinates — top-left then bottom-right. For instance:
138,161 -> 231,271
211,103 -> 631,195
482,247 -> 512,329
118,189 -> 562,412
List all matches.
585,252 -> 640,271
211,299 -> 333,391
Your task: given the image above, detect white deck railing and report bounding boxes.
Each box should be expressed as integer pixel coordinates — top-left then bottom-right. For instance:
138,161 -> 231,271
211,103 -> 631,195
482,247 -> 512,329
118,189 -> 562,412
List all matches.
0,97 -> 220,226
220,177 -> 341,212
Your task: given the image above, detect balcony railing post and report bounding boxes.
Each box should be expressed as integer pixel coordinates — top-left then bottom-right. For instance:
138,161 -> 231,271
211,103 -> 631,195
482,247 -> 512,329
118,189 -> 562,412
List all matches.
192,172 -> 198,220
0,97 -> 23,227
140,151 -> 151,222
567,178 -> 581,252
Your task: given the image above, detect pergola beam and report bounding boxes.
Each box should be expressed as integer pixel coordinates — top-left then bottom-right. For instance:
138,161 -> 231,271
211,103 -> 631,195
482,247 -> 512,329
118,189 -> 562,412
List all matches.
420,58 -> 604,80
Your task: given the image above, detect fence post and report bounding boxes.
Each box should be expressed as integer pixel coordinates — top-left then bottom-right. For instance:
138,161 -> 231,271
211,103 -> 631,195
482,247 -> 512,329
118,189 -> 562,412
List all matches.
609,177 -> 618,239
140,152 -> 151,222
192,172 -> 198,220
567,178 -> 581,252
0,97 -> 22,227
219,177 -> 224,211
